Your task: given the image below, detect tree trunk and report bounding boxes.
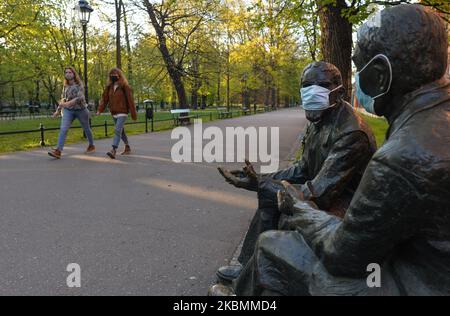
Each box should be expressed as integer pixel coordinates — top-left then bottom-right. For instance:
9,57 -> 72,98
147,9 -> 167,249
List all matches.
12,84 -> 16,107
271,85 -> 276,108
191,56 -> 200,109
35,80 -> 40,105
191,91 -> 198,109
122,1 -> 133,83
144,2 -> 188,109
171,87 -> 177,109
226,50 -> 230,111
264,76 -> 270,107
42,76 -> 58,109
201,94 -> 207,109
115,0 -> 122,69
217,69 -> 221,106
244,88 -> 250,108
276,84 -> 280,108
319,0 -> 353,101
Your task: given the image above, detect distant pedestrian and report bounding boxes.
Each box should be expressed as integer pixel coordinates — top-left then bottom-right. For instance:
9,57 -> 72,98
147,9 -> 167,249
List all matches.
48,67 -> 95,159
97,68 -> 137,159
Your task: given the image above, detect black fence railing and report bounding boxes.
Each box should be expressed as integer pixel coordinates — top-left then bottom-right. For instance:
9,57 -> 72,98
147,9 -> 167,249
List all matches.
0,106 -> 57,120
0,106 -> 285,147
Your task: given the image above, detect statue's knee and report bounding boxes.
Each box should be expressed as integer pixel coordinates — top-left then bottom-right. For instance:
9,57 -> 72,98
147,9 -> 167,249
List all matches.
256,230 -> 285,251
260,230 -> 279,240
258,230 -> 304,255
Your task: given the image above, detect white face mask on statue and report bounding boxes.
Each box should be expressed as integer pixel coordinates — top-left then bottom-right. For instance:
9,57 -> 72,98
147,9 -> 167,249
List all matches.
300,84 -> 343,111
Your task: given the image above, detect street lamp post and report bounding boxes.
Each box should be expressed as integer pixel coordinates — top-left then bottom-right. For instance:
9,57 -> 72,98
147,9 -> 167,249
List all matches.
76,1 -> 93,138
144,100 -> 154,133
82,23 -> 88,101
75,0 -> 94,106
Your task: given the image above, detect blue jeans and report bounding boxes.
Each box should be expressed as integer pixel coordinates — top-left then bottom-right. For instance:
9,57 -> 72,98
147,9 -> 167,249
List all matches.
57,108 -> 94,151
112,116 -> 129,149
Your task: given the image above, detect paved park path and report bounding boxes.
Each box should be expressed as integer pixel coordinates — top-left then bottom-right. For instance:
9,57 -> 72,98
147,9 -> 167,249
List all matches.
0,108 -> 307,296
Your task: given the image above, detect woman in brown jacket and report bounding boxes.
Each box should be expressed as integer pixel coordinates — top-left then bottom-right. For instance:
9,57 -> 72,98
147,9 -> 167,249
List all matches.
97,68 -> 137,159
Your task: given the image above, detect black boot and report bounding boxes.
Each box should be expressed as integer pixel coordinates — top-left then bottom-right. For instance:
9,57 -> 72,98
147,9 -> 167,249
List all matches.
107,148 -> 117,159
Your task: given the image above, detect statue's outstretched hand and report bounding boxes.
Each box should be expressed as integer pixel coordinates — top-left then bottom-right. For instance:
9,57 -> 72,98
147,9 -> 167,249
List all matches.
277,181 -> 302,215
218,160 -> 259,191
278,180 -> 319,216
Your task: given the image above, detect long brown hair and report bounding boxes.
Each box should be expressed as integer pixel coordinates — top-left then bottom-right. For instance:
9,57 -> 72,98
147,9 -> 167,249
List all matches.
106,68 -> 129,89
64,66 -> 83,87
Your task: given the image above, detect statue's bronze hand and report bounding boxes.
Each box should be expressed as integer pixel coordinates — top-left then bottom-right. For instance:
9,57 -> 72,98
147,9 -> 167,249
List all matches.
279,181 -> 319,215
278,181 -> 304,215
243,159 -> 258,180
218,162 -> 259,191
218,167 -> 253,190
278,189 -> 294,216
278,214 -> 295,231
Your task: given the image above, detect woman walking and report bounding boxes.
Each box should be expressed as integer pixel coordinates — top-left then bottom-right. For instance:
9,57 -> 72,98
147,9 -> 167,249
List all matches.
48,67 -> 95,159
97,68 -> 137,159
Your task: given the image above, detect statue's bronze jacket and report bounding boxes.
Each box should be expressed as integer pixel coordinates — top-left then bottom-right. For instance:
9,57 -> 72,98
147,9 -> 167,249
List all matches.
287,78 -> 450,295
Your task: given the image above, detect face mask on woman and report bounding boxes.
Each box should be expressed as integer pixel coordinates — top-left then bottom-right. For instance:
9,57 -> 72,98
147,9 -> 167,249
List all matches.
110,75 -> 119,83
65,72 -> 75,81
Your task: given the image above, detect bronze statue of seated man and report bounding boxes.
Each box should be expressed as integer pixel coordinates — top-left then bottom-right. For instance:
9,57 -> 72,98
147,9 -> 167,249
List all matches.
210,4 -> 450,296
214,61 -> 377,285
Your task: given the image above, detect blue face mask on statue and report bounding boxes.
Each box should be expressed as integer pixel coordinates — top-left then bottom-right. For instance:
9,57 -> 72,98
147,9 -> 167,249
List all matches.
355,54 -> 392,115
300,84 -> 343,111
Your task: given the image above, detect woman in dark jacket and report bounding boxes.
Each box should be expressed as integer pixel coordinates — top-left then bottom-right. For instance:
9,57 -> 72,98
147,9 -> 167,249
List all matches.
97,68 -> 137,159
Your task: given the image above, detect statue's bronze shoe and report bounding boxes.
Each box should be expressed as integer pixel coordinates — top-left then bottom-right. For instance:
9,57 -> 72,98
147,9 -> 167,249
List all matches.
216,264 -> 243,284
208,284 -> 236,296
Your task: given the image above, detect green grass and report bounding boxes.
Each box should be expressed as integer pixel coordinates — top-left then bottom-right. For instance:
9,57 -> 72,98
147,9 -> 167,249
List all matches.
361,114 -> 389,148
0,109 -> 246,154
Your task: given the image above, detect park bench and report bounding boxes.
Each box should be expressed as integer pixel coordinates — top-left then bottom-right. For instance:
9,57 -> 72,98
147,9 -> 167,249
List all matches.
218,107 -> 232,119
0,108 -> 18,120
171,109 -> 195,126
27,105 -> 40,117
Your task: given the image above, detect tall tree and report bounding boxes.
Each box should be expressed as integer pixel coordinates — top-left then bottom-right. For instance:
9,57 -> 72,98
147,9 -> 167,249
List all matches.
143,1 -> 188,108
312,0 -> 448,100
319,0 -> 353,100
122,1 -> 133,83
142,0 -> 215,108
115,0 -> 123,68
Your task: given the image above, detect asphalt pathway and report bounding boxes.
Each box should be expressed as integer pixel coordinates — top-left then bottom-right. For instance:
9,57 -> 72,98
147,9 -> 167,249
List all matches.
0,108 -> 307,295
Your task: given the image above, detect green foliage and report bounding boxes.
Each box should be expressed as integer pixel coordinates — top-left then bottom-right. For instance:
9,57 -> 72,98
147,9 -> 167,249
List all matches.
0,0 -> 307,111
1,0 -> 446,111
361,114 -> 388,148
